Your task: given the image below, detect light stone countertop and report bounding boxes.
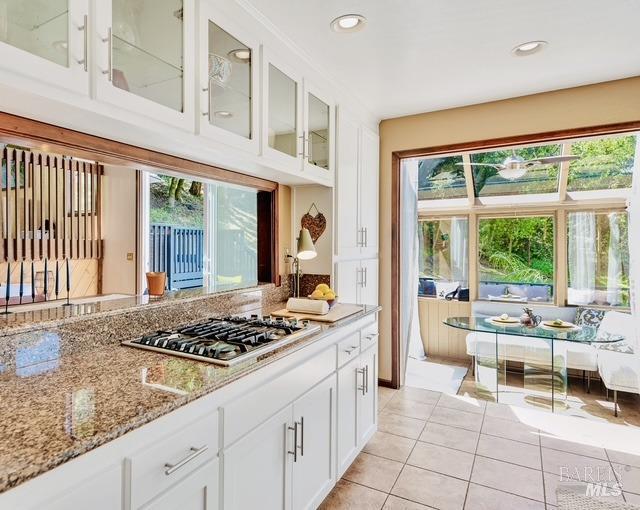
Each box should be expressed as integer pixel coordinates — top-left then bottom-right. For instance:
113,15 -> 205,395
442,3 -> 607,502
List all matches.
0,297 -> 380,494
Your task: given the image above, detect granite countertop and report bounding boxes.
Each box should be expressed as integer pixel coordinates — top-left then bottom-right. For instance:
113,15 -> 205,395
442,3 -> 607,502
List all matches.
0,283 -> 281,337
0,302 -> 380,494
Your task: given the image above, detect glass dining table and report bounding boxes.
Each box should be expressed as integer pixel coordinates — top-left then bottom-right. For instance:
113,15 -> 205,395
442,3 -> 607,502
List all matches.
444,316 -> 623,411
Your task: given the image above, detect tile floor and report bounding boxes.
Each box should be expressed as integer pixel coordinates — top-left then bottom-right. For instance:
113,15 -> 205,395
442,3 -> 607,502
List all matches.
319,385 -> 640,509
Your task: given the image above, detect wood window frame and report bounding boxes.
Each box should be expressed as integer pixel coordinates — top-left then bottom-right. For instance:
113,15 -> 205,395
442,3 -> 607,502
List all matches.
389,120 -> 640,389
0,111 -> 281,288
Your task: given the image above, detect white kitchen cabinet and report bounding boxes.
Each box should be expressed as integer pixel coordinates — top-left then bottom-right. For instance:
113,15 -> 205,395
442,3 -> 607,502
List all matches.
335,258 -> 378,306
0,0 -> 89,95
197,1 -> 260,154
94,0 -> 195,130
224,405 -> 292,510
360,258 -> 379,306
358,346 -> 378,445
292,376 -> 336,510
359,127 -> 379,256
142,459 -> 218,510
335,108 -> 361,259
337,356 -> 360,477
302,81 -> 334,185
335,108 -> 380,257
262,49 -> 334,183
261,48 -> 303,173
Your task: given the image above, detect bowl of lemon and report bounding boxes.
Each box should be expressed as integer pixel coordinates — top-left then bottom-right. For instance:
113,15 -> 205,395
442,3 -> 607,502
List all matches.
309,284 -> 338,308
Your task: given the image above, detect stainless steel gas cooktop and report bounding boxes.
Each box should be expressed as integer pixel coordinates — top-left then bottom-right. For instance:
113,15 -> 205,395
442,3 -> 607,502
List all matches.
122,315 -> 320,366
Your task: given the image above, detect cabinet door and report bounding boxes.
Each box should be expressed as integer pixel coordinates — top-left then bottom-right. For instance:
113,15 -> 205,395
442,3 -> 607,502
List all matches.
358,347 -> 378,446
302,81 -> 334,185
335,260 -> 360,306
197,2 -> 259,154
359,127 -> 379,256
0,0 -> 89,94
335,108 -> 361,259
261,48 -> 303,173
142,459 -> 218,510
360,258 -> 379,306
94,0 -> 195,130
337,356 -> 360,478
292,377 -> 336,510
223,406 -> 292,510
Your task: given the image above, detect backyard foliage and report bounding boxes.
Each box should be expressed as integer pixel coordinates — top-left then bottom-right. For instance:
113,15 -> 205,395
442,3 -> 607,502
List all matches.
478,216 -> 554,284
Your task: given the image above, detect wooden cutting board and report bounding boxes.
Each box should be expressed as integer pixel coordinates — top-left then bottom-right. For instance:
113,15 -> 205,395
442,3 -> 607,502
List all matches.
271,304 -> 363,323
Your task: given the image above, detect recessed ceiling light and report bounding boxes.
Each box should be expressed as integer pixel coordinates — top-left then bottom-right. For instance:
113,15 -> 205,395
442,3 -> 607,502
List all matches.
330,14 -> 366,33
214,110 -> 233,118
228,48 -> 251,63
512,40 -> 547,56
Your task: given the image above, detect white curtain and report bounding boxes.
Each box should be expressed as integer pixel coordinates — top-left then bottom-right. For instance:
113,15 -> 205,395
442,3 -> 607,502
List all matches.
450,217 -> 468,285
628,136 -> 640,355
401,159 -> 425,384
568,212 -> 596,304
607,213 -> 623,306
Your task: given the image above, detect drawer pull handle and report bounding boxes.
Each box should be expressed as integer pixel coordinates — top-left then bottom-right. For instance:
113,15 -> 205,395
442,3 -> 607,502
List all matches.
164,445 -> 208,475
366,333 -> 379,341
357,367 -> 366,395
343,345 -> 358,354
288,422 -> 299,462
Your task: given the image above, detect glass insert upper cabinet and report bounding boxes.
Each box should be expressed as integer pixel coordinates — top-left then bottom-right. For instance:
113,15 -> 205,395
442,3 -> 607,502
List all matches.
262,49 -> 334,184
94,0 -> 194,130
302,81 -> 334,183
0,0 -> 89,94
198,3 -> 259,154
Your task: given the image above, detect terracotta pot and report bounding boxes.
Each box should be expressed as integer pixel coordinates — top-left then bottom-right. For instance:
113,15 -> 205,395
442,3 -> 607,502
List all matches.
146,272 -> 166,297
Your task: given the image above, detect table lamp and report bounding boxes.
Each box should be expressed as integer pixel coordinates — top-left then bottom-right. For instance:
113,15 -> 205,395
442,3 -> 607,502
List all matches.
288,227 -> 317,297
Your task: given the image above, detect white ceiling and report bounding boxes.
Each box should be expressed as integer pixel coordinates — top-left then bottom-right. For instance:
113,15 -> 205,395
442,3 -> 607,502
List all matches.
244,0 -> 640,120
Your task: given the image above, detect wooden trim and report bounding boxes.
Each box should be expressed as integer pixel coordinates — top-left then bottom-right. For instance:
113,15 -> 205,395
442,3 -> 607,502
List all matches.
377,378 -> 395,389
395,120 -> 640,160
0,112 -> 278,192
390,120 -> 640,390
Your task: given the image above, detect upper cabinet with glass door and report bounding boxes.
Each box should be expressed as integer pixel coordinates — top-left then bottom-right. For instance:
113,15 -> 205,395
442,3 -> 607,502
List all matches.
0,0 -> 89,94
94,0 -> 194,130
198,3 -> 259,154
303,84 -> 334,183
262,49 -> 334,184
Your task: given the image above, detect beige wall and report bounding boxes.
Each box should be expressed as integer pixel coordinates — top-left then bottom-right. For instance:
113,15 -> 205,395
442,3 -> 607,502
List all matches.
291,185 -> 333,276
378,76 -> 640,382
101,165 -> 137,295
279,184 -> 292,277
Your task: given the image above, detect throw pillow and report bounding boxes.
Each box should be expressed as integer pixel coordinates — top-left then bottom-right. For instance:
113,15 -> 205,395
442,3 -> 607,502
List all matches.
574,307 -> 606,328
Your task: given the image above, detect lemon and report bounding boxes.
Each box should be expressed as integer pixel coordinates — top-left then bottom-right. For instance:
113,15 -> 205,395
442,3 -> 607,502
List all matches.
316,283 -> 330,293
311,289 -> 324,299
324,291 -> 336,300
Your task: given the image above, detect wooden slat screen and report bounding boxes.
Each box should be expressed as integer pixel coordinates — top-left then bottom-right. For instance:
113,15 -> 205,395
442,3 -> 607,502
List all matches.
1,146 -> 103,262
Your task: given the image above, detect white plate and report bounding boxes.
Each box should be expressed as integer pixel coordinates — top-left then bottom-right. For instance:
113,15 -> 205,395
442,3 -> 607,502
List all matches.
486,317 -> 521,327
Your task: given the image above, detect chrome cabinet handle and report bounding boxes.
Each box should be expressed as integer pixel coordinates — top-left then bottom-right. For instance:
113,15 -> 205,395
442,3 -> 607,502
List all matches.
101,28 -> 112,80
344,345 -> 359,354
298,134 -> 307,158
202,85 -> 211,119
299,416 -> 304,457
363,267 -> 368,288
288,422 -> 298,462
357,367 -> 366,395
77,15 -> 88,71
363,227 -> 368,247
164,445 -> 208,475
364,364 -> 369,394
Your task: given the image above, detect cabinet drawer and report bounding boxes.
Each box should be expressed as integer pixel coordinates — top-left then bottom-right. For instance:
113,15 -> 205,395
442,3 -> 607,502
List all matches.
337,333 -> 360,367
129,412 -> 218,509
361,323 -> 379,352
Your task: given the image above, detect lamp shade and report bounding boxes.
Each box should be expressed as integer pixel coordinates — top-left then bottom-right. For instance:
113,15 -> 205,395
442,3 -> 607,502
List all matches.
296,228 -> 317,260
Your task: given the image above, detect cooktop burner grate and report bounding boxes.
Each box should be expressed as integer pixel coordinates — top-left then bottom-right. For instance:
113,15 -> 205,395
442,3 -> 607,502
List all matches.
122,315 -> 320,366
